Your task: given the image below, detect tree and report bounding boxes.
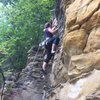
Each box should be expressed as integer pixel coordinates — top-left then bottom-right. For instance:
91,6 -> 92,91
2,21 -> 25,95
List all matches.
0,0 -> 54,71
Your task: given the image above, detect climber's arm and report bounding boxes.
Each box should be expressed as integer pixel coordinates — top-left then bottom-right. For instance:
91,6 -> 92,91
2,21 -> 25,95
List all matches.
48,27 -> 58,34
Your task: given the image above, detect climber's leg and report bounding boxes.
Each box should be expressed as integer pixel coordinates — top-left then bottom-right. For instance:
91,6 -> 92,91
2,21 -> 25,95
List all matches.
42,42 -> 52,75
42,62 -> 48,75
41,36 -> 60,76
51,36 -> 60,54
51,43 -> 56,54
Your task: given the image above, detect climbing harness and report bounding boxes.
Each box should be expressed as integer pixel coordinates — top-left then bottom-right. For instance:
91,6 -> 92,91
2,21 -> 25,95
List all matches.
39,37 -> 51,48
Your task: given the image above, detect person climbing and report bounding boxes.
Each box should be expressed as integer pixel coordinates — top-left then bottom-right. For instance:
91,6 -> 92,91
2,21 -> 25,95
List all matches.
41,21 -> 60,77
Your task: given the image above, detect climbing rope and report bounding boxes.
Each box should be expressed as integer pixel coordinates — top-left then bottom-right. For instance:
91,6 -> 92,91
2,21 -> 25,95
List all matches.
33,46 -> 41,62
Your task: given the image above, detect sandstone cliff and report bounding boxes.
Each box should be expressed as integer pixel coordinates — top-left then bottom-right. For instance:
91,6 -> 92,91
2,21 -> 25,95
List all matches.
48,0 -> 100,100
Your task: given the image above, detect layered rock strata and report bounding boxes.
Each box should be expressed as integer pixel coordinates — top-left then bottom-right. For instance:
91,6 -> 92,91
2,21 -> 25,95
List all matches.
49,0 -> 100,100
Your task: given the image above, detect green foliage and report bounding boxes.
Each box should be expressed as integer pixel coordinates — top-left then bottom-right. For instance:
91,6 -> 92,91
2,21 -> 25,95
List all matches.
0,73 -> 3,87
0,0 -> 19,6
0,0 -> 54,71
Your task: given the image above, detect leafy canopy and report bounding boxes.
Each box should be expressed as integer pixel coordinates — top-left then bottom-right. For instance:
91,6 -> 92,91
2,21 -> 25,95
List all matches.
0,0 -> 54,71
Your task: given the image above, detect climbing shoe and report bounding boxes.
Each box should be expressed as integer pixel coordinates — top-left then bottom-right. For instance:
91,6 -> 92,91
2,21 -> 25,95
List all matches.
51,52 -> 55,59
41,74 -> 45,79
40,69 -> 47,79
51,50 -> 55,56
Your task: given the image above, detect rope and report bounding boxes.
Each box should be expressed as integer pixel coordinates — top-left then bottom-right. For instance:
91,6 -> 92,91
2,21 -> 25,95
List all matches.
33,46 -> 41,62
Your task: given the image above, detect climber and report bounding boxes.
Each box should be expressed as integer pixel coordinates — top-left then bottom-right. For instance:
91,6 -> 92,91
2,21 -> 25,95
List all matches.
41,21 -> 60,77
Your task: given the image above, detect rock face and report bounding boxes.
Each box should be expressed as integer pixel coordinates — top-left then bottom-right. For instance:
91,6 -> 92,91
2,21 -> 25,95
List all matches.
3,0 -> 100,100
48,0 -> 100,100
3,49 -> 46,100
